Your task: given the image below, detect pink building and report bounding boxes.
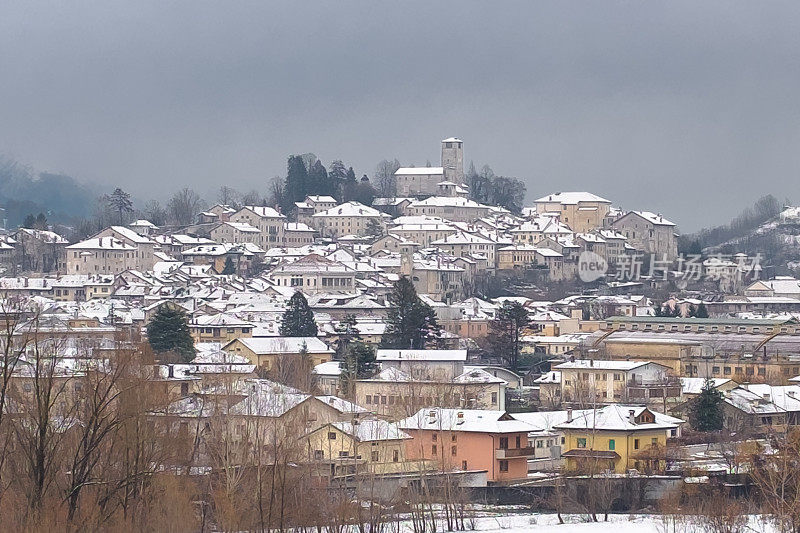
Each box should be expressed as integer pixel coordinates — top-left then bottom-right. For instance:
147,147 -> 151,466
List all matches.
399,408 -> 535,483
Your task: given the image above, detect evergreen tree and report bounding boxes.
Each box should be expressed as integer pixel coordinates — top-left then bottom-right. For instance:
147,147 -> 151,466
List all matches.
381,276 -> 440,349
146,305 -> 196,363
328,160 -> 348,201
364,218 -> 384,238
279,291 -> 318,337
333,314 -> 360,359
695,302 -> 709,319
22,213 -> 36,229
221,256 -> 236,275
340,341 -> 379,397
34,213 -> 47,230
689,378 -> 724,431
488,301 -> 530,370
283,155 -> 309,212
105,187 -> 134,225
307,159 -> 332,197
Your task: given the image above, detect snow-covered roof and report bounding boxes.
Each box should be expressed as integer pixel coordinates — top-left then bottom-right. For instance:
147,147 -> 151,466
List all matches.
306,195 -> 337,203
285,222 -> 316,232
316,395 -> 369,415
67,237 -> 136,251
680,377 -> 734,395
376,349 -> 467,362
554,359 -> 660,371
395,167 -> 444,175
409,196 -> 487,209
399,408 -> 535,434
330,419 -> 410,441
534,192 -> 611,204
313,201 -> 384,218
631,211 -> 676,226
313,361 -> 342,376
227,336 -> 333,355
218,221 -> 261,233
554,405 -> 682,431
452,368 -> 506,385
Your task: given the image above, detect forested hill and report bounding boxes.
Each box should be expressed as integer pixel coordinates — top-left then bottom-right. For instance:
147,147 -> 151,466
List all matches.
0,157 -> 97,227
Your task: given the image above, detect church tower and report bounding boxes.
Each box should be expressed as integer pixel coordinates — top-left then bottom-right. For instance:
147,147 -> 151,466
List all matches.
441,137 -> 463,184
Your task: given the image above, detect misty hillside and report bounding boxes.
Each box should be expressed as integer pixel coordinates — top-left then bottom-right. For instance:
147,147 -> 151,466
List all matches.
681,196 -> 800,274
0,157 -> 97,227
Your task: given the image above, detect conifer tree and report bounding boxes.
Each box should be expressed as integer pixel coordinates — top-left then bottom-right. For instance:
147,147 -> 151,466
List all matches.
340,341 -> 379,397
381,276 -> 440,349
307,160 -> 332,197
221,256 -> 236,275
105,187 -> 134,224
488,301 -> 530,370
283,155 -> 309,212
695,302 -> 709,318
146,305 -> 196,362
689,378 -> 724,431
279,291 -> 318,337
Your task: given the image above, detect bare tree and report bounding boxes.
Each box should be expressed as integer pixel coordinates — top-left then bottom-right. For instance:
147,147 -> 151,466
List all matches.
167,188 -> 205,225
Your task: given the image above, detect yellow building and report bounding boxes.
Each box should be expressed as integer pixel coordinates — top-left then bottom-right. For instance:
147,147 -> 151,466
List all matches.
554,405 -> 682,474
189,312 -> 254,344
304,419 -> 414,476
222,336 -> 334,371
534,192 -> 611,233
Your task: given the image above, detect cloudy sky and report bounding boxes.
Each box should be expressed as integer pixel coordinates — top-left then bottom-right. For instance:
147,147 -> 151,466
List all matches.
2,1 -> 800,231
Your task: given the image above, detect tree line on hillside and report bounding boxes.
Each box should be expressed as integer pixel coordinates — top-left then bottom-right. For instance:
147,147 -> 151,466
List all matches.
274,155 -> 378,214
465,162 -> 526,214
8,148 -> 528,241
679,194 -> 784,253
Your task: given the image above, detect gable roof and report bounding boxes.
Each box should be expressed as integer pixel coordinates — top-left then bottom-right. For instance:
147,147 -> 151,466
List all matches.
225,336 -> 332,355
398,408 -> 534,434
535,192 -> 611,205
553,405 -> 682,431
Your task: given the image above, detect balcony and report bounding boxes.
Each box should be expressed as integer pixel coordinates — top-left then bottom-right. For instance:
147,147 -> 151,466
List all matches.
495,446 -> 536,459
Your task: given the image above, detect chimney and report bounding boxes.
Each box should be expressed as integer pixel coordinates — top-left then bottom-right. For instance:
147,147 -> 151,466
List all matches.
763,393 -> 771,403
168,365 -> 174,378
566,409 -> 573,423
589,359 -> 594,367
628,409 -> 636,424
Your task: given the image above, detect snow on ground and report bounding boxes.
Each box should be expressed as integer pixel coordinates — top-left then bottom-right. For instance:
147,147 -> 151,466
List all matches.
400,513 -> 777,533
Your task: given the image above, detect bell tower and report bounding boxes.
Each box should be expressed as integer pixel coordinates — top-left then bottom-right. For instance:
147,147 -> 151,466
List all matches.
441,137 -> 463,184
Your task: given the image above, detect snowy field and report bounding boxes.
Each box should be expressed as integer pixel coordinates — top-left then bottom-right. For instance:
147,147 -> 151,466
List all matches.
400,512 -> 777,532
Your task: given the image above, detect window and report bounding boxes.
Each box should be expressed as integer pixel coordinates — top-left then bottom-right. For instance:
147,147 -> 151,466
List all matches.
516,435 -> 521,448
491,392 -> 498,404
608,439 -> 615,451
577,438 -> 587,448
499,437 -> 508,449
393,450 -> 399,462
432,433 -> 438,442
652,437 -> 658,446
451,446 -> 457,456
314,450 -> 324,460
634,439 -> 640,450
328,432 -> 337,440
431,445 -> 437,455
371,451 -> 379,462
462,460 -> 468,470
499,460 -> 509,472
339,451 -> 349,458
365,395 -> 372,404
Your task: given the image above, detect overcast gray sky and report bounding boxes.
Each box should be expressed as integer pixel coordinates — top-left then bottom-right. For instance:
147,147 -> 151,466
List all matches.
2,1 -> 800,231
